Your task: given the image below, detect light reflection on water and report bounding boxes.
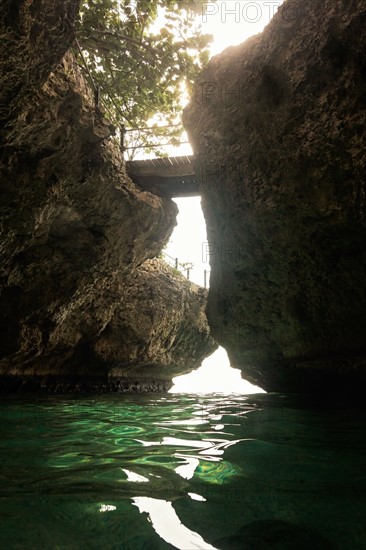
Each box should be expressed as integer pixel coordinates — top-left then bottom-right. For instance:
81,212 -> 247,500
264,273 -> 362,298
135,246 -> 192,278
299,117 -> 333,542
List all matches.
0,393 -> 366,549
132,497 -> 218,550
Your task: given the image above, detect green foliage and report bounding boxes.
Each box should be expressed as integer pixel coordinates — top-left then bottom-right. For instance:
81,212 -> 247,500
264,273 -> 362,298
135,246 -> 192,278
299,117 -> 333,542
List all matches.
75,0 -> 213,156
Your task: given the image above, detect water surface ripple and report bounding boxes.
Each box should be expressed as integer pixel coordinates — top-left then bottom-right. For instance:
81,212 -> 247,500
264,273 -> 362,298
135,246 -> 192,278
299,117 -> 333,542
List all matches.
0,393 -> 365,549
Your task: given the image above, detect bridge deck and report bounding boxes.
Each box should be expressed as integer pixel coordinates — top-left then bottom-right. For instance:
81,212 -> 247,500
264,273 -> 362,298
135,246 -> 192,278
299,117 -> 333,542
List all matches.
126,155 -> 199,197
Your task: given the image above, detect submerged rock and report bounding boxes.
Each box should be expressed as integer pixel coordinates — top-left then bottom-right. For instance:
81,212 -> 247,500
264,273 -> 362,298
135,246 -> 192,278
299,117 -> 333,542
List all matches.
0,1 -> 216,391
215,520 -> 336,550
184,0 -> 366,392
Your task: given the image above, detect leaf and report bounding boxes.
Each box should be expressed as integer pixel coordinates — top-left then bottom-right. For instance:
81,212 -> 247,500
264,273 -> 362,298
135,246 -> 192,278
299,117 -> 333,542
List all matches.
76,0 -> 214,150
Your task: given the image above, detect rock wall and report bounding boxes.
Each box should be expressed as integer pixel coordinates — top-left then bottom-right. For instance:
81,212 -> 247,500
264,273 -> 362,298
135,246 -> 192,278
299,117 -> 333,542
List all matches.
0,0 -> 216,391
94,259 -> 217,386
184,0 -> 366,392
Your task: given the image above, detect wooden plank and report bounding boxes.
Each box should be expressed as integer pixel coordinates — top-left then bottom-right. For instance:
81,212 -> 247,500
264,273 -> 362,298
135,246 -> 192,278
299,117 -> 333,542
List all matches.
135,174 -> 199,198
126,155 -> 197,198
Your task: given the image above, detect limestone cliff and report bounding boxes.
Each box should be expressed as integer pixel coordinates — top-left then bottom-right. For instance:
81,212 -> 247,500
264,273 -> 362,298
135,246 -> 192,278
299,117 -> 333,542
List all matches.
0,0 -> 216,391
184,0 -> 366,392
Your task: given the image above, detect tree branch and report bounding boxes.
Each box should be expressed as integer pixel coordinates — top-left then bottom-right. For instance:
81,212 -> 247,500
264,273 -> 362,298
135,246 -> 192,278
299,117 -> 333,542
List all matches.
76,29 -> 157,55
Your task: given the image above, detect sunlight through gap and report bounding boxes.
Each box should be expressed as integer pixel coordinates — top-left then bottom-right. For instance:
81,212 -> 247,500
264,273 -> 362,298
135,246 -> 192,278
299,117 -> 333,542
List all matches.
166,198 -> 265,394
170,346 -> 265,394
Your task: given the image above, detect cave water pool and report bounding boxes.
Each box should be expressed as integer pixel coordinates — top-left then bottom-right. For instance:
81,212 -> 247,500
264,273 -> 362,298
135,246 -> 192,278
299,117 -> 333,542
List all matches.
0,393 -> 365,549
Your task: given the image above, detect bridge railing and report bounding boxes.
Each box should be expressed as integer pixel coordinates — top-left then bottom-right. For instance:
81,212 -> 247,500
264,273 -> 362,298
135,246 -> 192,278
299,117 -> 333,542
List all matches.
120,124 -> 190,160
74,42 -> 190,161
161,251 -> 210,288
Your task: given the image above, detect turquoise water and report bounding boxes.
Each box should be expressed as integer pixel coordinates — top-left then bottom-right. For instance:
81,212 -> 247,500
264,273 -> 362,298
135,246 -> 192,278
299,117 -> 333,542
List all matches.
0,393 -> 365,549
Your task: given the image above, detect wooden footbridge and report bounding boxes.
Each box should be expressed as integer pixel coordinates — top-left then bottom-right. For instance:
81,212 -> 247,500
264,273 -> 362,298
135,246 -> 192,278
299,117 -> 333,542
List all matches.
122,125 -> 199,198
126,155 -> 198,197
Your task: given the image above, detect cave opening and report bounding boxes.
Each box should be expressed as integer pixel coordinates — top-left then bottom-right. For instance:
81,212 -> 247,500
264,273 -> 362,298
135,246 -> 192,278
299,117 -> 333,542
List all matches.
165,196 -> 265,394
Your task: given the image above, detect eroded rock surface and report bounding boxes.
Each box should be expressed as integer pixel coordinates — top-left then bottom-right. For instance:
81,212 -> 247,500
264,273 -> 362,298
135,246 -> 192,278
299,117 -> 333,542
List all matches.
184,0 -> 366,392
0,0 -> 216,391
94,259 -> 217,386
